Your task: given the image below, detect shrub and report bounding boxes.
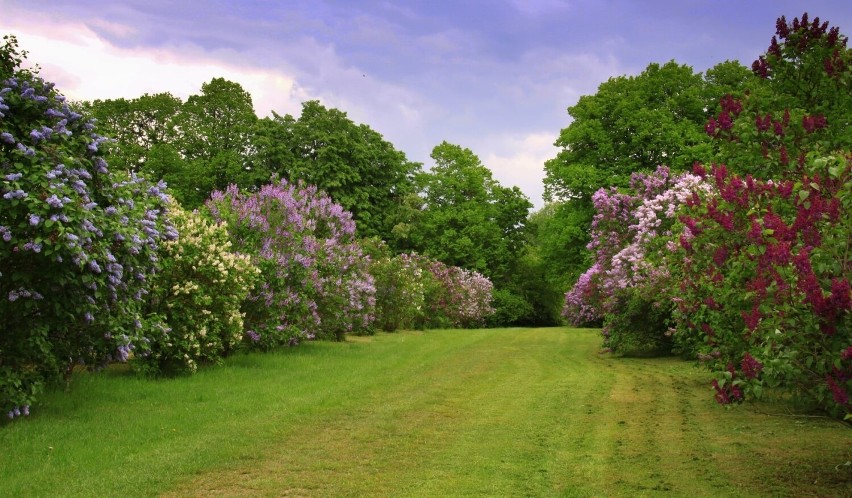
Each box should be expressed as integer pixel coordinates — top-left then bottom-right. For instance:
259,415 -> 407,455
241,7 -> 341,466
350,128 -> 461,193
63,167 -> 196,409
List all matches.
562,166 -> 708,354
369,250 -> 428,332
206,181 -> 375,345
137,201 -> 259,375
666,157 -> 850,416
0,36 -> 176,418
423,259 -> 494,328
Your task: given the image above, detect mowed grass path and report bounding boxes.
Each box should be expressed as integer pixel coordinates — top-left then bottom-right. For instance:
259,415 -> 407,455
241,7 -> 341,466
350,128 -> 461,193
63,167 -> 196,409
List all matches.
1,328 -> 849,497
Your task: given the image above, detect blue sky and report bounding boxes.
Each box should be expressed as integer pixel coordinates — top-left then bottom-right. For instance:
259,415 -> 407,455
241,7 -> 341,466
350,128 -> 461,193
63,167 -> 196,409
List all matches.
2,0 -> 850,208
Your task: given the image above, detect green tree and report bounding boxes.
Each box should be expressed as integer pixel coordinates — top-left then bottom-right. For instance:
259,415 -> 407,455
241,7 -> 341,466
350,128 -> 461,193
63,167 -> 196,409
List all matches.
179,78 -> 261,196
82,92 -> 183,173
408,142 -> 531,284
544,61 -> 719,201
253,101 -> 420,240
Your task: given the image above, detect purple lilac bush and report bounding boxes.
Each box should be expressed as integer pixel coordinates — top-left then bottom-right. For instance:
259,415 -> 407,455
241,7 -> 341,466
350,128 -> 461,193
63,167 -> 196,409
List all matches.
206,180 -> 376,345
1,36 -> 176,418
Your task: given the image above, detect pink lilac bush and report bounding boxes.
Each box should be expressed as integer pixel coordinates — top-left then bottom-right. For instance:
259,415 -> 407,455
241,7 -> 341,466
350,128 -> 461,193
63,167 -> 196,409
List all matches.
420,257 -> 494,329
562,166 -> 710,353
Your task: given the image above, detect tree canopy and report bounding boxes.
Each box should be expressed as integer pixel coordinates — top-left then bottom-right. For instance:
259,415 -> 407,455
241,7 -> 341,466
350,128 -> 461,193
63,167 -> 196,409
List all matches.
404,141 -> 531,283
543,60 -> 753,202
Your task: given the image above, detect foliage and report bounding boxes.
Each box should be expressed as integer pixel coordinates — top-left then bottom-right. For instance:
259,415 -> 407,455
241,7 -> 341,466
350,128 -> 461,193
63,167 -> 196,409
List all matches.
0,35 -> 176,417
253,101 -> 421,241
81,92 -> 183,173
84,79 -> 264,209
526,200 -> 594,293
137,200 -> 259,375
544,61 -> 719,201
486,287 -> 535,327
405,141 -> 531,282
206,180 -> 376,344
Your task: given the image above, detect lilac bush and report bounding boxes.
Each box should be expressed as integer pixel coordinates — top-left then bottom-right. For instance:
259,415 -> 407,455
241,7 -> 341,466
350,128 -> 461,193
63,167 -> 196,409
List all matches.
423,258 -> 495,329
206,180 -> 376,345
137,200 -> 259,375
1,36 -> 176,417
562,166 -> 712,353
368,247 -> 428,332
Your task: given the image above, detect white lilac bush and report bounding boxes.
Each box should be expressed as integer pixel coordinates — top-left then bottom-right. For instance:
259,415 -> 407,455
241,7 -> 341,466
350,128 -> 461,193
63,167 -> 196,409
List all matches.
137,200 -> 259,375
369,251 -> 428,332
0,36 -> 176,418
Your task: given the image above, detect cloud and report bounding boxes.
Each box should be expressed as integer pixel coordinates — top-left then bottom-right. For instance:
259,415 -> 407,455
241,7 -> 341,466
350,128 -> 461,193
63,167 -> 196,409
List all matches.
479,131 -> 561,210
0,15 -> 308,118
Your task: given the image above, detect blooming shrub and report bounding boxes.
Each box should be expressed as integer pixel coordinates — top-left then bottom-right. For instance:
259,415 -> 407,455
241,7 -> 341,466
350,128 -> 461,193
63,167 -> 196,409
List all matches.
662,14 -> 851,417
0,36 -> 176,418
666,157 -> 850,416
137,201 -> 259,375
562,166 -> 709,354
206,180 -> 376,345
369,250 -> 428,332
423,258 -> 494,329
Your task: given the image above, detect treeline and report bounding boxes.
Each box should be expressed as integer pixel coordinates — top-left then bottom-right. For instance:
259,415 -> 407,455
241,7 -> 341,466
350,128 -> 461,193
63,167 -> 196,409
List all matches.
80,82 -> 558,326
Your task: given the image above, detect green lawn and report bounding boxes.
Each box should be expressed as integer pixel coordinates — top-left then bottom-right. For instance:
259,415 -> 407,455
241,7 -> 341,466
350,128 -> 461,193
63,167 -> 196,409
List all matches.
1,328 -> 849,497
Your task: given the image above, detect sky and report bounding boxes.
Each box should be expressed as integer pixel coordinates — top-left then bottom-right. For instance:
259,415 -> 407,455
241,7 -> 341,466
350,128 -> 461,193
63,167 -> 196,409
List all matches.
2,1 -> 850,209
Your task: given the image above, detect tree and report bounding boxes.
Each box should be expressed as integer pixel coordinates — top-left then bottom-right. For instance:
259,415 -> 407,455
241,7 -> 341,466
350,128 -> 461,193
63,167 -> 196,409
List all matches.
407,141 -> 531,284
82,92 -> 183,173
179,78 -> 261,196
253,101 -> 420,240
544,61 -> 713,202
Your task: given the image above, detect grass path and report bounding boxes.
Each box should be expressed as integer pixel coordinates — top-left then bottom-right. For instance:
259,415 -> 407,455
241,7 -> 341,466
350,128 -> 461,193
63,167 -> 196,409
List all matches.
1,328 -> 850,496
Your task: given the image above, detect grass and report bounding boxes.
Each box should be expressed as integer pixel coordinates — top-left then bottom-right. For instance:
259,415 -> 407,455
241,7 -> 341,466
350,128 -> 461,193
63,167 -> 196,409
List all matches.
1,328 -> 849,497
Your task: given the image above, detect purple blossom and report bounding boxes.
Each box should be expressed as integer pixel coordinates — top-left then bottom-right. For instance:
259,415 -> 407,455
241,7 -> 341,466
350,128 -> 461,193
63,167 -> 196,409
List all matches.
3,189 -> 27,200
4,172 -> 22,181
46,194 -> 64,208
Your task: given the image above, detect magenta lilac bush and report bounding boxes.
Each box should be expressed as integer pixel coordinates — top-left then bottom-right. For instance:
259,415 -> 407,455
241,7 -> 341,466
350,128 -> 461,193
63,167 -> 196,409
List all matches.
666,158 -> 850,416
206,180 -> 376,345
